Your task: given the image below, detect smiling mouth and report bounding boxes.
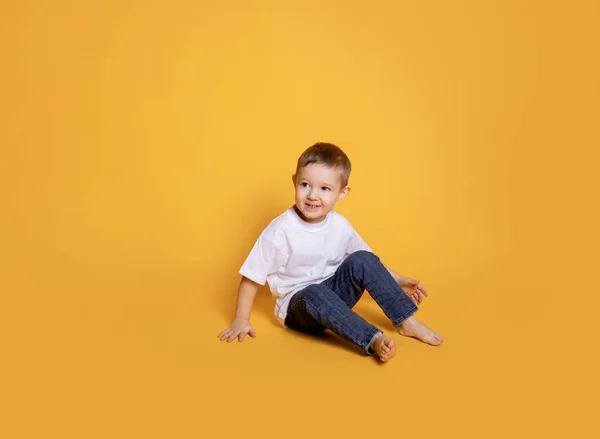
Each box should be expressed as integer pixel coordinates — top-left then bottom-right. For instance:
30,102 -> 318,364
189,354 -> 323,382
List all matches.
306,203 -> 320,209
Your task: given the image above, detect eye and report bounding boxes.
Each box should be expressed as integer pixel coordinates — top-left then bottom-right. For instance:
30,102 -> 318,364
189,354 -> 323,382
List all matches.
322,187 -> 330,191
300,182 -> 309,187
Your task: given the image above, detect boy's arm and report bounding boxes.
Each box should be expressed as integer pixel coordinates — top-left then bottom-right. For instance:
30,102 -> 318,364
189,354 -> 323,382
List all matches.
384,264 -> 428,305
234,276 -> 261,320
217,276 -> 261,343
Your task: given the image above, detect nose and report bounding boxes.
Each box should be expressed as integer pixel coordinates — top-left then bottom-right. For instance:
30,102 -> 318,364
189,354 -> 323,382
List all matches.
308,188 -> 319,200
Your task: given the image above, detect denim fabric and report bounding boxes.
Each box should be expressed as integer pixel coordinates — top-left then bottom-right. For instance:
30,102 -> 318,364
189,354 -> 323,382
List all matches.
284,251 -> 418,355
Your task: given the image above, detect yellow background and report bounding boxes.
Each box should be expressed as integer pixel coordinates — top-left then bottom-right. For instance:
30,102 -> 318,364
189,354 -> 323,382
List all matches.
1,1 -> 599,438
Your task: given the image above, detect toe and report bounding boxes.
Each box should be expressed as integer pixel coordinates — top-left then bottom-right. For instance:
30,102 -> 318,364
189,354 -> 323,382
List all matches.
431,334 -> 443,345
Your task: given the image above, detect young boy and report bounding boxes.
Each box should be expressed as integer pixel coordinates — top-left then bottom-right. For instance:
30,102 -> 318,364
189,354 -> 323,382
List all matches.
218,142 -> 443,362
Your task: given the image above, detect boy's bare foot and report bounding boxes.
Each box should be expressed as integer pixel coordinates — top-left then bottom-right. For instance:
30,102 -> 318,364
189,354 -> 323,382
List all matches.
370,333 -> 396,362
398,316 -> 444,346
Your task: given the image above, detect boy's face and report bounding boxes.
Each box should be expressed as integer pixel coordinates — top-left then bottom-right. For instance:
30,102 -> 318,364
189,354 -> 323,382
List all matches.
292,163 -> 350,223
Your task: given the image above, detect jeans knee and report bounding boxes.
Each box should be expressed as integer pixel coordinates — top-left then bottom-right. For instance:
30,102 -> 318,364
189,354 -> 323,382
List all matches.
347,250 -> 379,266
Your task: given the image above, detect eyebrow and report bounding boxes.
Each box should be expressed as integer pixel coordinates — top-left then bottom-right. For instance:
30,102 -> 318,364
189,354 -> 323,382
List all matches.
299,178 -> 335,188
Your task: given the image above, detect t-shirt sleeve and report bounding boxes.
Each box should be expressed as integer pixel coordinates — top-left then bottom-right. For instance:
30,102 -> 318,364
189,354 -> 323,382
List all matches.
347,225 -> 373,254
239,234 -> 284,285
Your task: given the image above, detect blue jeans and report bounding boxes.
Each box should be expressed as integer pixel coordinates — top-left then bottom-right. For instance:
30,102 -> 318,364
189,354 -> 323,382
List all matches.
284,251 -> 418,355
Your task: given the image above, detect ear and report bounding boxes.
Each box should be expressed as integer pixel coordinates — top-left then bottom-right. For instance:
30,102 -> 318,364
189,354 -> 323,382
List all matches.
291,174 -> 296,186
338,186 -> 351,201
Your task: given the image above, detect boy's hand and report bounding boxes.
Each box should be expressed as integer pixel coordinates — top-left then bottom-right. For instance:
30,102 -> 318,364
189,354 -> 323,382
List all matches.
398,277 -> 428,305
218,318 -> 257,343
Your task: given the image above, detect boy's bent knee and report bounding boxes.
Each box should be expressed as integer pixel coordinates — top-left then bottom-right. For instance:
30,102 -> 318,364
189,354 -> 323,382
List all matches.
347,250 -> 380,265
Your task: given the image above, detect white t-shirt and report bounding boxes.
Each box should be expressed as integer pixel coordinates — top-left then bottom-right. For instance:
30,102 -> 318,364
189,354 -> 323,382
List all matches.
239,206 -> 372,326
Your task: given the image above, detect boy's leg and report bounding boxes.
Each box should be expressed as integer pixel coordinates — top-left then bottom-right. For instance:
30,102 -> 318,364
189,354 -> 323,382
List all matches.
285,284 -> 389,356
322,251 -> 443,345
322,251 -> 418,326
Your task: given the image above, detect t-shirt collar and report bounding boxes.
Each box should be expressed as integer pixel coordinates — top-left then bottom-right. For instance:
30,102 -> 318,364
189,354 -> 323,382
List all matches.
288,205 -> 331,232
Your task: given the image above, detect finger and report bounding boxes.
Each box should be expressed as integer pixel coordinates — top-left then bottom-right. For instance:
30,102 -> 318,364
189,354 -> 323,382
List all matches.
218,328 -> 231,338
248,327 -> 256,337
227,333 -> 238,343
418,284 -> 429,296
238,333 -> 246,342
219,330 -> 231,340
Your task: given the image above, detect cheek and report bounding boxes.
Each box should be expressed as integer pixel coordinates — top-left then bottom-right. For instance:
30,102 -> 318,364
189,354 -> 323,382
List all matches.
324,192 -> 338,203
295,187 -> 307,198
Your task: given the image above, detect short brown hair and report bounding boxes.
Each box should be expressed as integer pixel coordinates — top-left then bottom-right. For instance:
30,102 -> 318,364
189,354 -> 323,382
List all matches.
296,142 -> 351,187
